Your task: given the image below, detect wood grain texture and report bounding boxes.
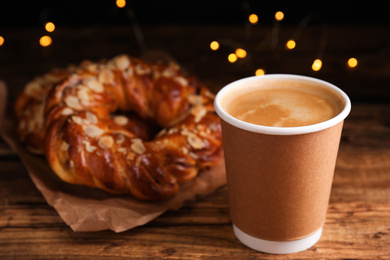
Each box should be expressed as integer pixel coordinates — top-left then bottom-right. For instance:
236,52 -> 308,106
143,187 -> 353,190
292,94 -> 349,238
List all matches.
1,103 -> 389,259
1,24 -> 390,259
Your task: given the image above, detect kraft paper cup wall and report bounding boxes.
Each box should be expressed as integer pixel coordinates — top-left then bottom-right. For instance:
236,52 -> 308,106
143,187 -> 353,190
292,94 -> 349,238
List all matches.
214,74 -> 351,254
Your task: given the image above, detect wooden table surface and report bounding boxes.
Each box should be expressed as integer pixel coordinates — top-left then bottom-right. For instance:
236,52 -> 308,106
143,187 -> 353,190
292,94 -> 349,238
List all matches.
1,23 -> 390,259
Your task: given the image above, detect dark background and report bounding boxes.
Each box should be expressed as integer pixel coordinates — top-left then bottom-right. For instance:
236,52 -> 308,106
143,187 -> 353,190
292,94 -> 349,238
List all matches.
0,1 -> 389,103
0,1 -> 389,27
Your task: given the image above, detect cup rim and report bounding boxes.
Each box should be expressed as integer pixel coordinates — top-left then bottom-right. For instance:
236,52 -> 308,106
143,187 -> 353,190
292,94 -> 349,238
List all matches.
214,74 -> 351,135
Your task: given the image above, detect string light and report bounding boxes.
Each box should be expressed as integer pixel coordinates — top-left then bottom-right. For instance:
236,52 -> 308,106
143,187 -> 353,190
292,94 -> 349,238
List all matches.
116,0 -> 126,8
206,9 -> 385,74
275,11 -> 284,21
0,36 -> 4,46
210,41 -> 219,51
39,35 -> 52,47
347,57 -> 358,68
255,68 -> 265,76
45,22 -> 55,32
286,39 -> 296,49
228,53 -> 238,63
312,59 -> 322,71
235,48 -> 247,58
249,14 -> 258,24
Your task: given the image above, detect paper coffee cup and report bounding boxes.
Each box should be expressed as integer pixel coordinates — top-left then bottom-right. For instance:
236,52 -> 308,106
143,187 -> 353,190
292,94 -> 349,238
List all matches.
214,74 -> 351,254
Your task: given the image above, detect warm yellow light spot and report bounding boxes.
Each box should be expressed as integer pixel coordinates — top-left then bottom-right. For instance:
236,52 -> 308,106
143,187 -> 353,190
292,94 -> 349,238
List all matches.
210,41 -> 219,51
45,22 -> 55,32
249,14 -> 258,24
235,48 -> 247,58
312,59 -> 322,71
228,53 -> 237,63
0,36 -> 4,46
116,0 -> 126,8
39,35 -> 52,47
348,57 -> 358,68
255,68 -> 265,76
286,39 -> 296,50
275,11 -> 284,21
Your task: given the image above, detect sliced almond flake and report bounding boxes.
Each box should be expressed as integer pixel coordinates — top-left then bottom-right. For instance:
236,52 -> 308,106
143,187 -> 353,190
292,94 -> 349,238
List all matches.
169,62 -> 180,71
77,87 -> 90,106
174,76 -> 188,86
197,124 -> 206,131
71,116 -> 83,125
98,135 -> 114,149
113,115 -> 128,126
181,147 -> 189,154
187,94 -> 203,105
83,125 -> 104,138
61,107 -> 74,116
168,128 -> 178,135
83,140 -> 97,153
191,105 -> 207,123
156,128 -> 167,137
124,67 -> 134,78
114,55 -> 130,70
180,128 -> 192,137
86,63 -> 98,73
187,134 -> 203,149
24,81 -> 43,100
189,152 -> 198,160
85,77 -> 104,93
198,130 -> 208,137
127,152 -> 135,161
116,134 -> 125,144
209,122 -> 218,132
117,147 -> 127,155
161,68 -> 175,78
98,68 -> 114,85
86,111 -> 98,124
60,141 -> 70,151
204,89 -> 216,99
131,139 -> 146,154
69,160 -> 74,169
64,95 -> 82,109
135,64 -> 150,75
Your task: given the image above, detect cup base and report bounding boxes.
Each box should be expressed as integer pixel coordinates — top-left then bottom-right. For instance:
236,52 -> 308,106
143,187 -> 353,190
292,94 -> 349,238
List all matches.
233,225 -> 323,254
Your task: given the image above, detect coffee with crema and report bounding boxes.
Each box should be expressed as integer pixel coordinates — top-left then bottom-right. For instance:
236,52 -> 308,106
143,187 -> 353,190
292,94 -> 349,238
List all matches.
225,80 -> 344,127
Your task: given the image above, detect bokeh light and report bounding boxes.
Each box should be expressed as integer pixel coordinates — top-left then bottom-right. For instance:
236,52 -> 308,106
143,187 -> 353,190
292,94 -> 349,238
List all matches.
228,53 -> 237,63
249,14 -> 258,24
275,11 -> 284,21
312,59 -> 322,71
348,57 -> 358,68
0,36 -> 4,46
235,48 -> 247,58
45,22 -> 55,32
210,41 -> 219,51
116,0 -> 126,8
255,68 -> 265,76
39,35 -> 52,47
286,39 -> 296,49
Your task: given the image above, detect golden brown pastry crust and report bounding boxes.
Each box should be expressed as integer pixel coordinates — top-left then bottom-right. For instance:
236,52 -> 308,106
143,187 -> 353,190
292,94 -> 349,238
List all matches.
15,55 -> 222,200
